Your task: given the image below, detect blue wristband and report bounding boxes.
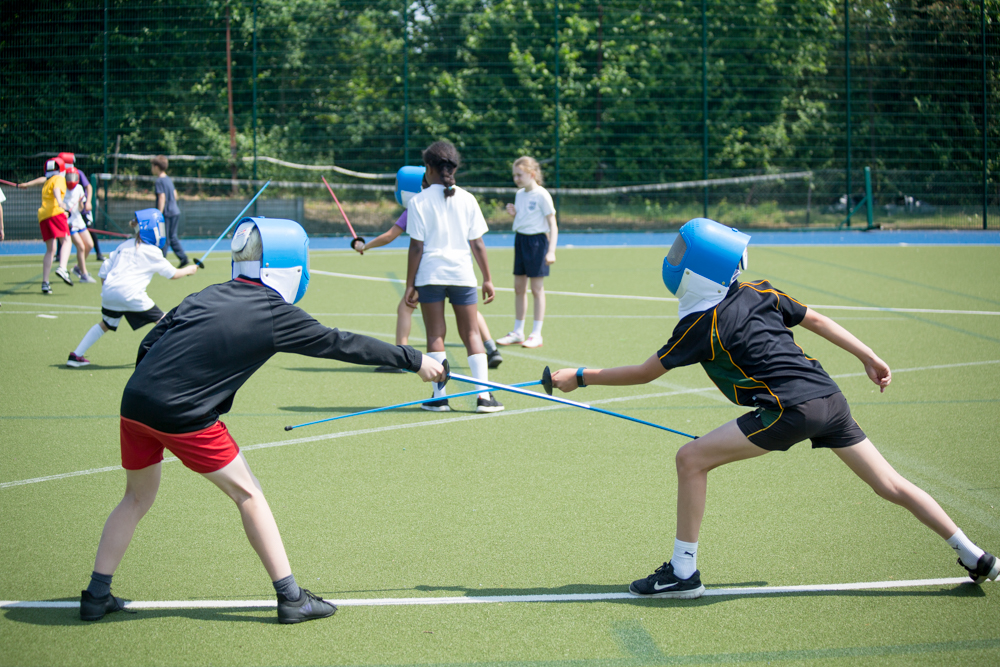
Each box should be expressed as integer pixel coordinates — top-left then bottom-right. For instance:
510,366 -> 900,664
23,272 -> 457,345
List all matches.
576,367 -> 587,388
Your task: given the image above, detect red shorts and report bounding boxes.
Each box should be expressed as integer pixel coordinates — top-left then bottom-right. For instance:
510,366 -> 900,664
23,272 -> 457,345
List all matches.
120,417 -> 240,473
39,213 -> 69,241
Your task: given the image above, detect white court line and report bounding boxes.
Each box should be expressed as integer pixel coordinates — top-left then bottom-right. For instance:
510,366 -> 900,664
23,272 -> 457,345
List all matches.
2,311 -> 97,316
311,270 -> 678,302
0,577 -> 976,610
2,301 -> 100,310
311,269 -> 1000,315
2,359 -> 998,491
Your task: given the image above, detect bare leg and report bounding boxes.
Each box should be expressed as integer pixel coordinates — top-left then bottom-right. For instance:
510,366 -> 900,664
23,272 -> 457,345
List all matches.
513,274 -> 528,322
71,234 -> 87,273
396,296 -> 415,346
202,453 -> 292,581
58,235 -> 73,271
834,439 -> 958,539
675,420 -> 769,542
454,303 -> 484,355
42,239 -> 57,280
93,463 -> 162,575
530,276 -> 546,324
420,300 -> 447,353
476,310 -> 492,343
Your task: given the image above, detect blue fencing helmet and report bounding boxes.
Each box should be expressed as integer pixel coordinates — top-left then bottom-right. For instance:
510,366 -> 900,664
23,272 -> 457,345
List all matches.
662,217 -> 749,304
231,217 -> 310,304
395,166 -> 426,208
135,208 -> 166,249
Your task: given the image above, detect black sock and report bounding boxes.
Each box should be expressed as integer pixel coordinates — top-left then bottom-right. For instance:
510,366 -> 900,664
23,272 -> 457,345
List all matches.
87,571 -> 113,598
273,574 -> 301,601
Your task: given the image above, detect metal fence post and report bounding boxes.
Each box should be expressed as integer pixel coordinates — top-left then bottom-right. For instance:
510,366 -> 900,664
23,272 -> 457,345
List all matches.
702,0 -> 708,218
845,0 -> 852,227
102,0 -> 109,227
403,0 -> 409,165
983,0 -> 988,230
554,0 -> 561,215
253,0 -> 258,183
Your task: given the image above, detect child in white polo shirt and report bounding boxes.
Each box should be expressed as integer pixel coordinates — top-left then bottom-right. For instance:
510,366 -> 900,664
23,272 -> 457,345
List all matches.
498,156 -> 557,349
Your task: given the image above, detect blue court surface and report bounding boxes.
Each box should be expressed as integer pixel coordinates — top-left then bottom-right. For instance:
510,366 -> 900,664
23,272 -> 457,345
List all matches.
2,229 -> 998,256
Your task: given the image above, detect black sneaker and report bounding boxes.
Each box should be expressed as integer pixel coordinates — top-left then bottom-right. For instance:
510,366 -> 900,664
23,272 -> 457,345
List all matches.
476,393 -> 504,413
421,398 -> 451,412
80,590 -> 134,621
41,281 -> 52,295
628,561 -> 705,599
487,349 -> 503,369
374,365 -> 406,373
960,552 -> 1000,584
277,588 -> 337,624
177,259 -> 190,268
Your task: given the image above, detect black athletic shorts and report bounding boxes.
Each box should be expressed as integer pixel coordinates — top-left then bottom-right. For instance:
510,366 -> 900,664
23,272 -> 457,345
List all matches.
101,305 -> 165,332
736,391 -> 866,451
513,232 -> 550,278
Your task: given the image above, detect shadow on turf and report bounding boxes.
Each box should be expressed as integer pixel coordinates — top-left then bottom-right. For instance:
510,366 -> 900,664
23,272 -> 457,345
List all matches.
53,364 -> 135,371
2,604 -> 276,626
414,581 -> 987,606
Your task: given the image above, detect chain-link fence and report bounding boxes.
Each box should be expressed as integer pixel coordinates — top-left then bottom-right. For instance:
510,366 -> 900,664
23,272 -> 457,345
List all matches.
2,0 -> 997,240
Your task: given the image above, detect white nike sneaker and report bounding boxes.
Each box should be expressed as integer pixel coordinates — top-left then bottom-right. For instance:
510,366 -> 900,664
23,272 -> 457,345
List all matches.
521,334 -> 543,349
496,332 -> 524,346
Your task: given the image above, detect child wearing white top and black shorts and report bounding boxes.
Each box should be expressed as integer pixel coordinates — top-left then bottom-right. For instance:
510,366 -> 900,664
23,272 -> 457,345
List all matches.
404,141 -> 503,413
498,156 -> 557,349
67,209 -> 198,367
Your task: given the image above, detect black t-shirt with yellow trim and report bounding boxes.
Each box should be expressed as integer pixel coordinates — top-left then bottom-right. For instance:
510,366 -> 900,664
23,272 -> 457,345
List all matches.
657,280 -> 841,411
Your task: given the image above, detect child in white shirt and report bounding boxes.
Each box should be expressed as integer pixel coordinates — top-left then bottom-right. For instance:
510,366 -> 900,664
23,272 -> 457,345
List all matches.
403,141 -> 503,413
67,209 -> 198,367
64,167 -> 97,283
498,156 -> 558,349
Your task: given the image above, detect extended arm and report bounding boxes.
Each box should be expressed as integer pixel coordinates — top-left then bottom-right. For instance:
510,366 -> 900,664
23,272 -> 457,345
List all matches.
800,308 -> 891,392
358,224 -> 403,254
18,176 -> 46,188
156,192 -> 166,213
404,238 -> 424,308
170,265 -> 199,279
469,237 -> 495,304
551,354 -> 668,393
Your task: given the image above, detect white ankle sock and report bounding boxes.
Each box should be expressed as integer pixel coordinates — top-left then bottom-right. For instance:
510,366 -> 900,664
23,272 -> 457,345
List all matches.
467,352 -> 490,399
75,324 -> 105,356
947,529 -> 985,568
530,320 -> 543,337
429,352 -> 448,398
513,320 -> 525,336
671,538 -> 698,580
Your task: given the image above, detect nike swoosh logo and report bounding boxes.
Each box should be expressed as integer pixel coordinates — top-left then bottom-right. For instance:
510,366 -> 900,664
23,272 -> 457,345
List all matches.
653,582 -> 678,591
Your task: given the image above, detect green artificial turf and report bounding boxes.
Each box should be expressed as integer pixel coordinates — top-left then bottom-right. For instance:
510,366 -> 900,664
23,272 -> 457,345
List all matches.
1,245 -> 999,666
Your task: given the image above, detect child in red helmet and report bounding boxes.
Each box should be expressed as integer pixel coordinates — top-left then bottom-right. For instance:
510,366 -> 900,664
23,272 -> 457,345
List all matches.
64,166 -> 97,283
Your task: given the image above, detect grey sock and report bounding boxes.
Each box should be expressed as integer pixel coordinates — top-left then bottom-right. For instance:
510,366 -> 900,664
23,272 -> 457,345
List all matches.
273,574 -> 301,601
484,339 -> 497,354
87,571 -> 113,598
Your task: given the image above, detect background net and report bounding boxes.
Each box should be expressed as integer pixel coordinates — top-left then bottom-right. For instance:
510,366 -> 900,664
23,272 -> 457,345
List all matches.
2,0 -> 997,240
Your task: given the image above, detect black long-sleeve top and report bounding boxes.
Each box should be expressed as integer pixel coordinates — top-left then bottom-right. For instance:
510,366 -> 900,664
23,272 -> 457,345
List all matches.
121,278 -> 423,433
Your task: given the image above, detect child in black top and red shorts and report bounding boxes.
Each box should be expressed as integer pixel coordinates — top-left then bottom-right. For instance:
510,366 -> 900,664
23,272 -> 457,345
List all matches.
79,217 -> 445,624
551,217 -> 998,598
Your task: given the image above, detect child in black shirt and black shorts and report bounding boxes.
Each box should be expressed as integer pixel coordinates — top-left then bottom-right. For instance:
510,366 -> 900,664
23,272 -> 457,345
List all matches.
551,217 -> 998,598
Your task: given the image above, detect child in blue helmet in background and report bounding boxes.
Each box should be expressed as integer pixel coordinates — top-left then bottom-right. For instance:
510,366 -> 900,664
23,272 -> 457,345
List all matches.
67,209 -> 199,367
80,217 -> 446,624
551,217 -> 998,598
